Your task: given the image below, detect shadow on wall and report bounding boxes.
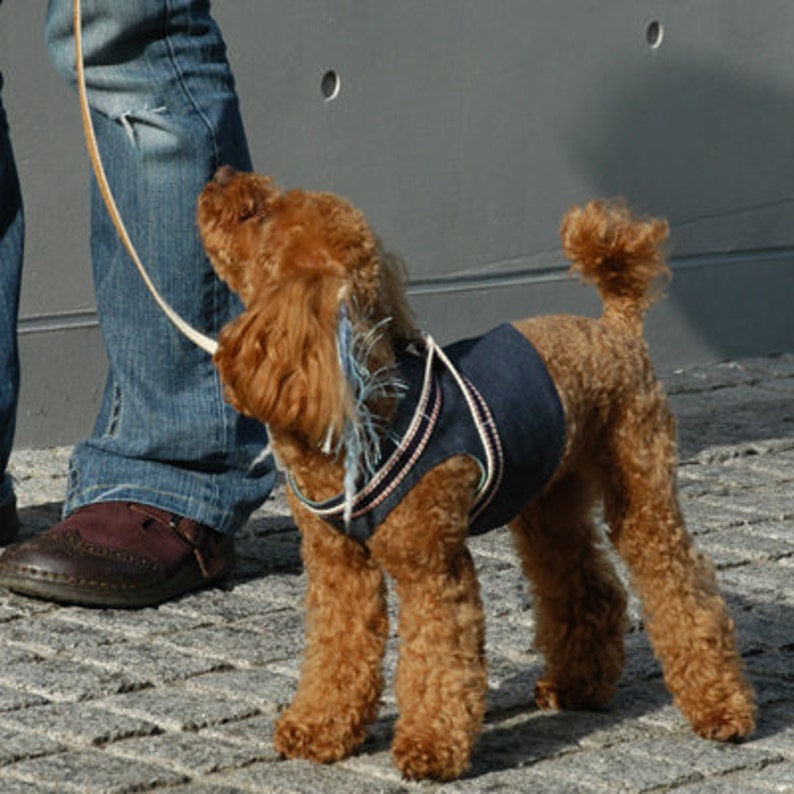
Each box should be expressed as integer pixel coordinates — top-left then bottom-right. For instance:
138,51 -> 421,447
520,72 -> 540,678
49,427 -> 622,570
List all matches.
566,55 -> 794,359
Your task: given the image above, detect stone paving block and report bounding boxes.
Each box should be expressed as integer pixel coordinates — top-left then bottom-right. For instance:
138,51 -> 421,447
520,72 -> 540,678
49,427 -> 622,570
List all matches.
0,780 -> 60,794
736,449 -> 794,482
739,351 -> 794,379
694,438 -> 794,463
483,618 -> 537,661
107,731 -> 272,778
475,708 -> 607,771
672,773 -> 784,793
700,486 -> 794,523
330,733 -> 407,785
231,574 -> 306,611
579,679 -> 677,737
620,633 -> 664,683
672,384 -> 794,452
678,460 -> 783,492
162,610 -> 305,668
752,678 -> 794,713
0,728 -> 63,765
678,496 -> 760,534
663,361 -> 761,395
726,522 -> 794,557
153,785 -> 246,794
637,702 -> 691,734
97,686 -> 260,732
0,598 -> 58,625
485,660 -> 538,713
742,757 -> 794,791
7,449 -> 70,511
629,734 -> 780,777
759,374 -> 794,401
480,585 -> 534,629
184,667 -> 296,714
200,714 -> 279,756
451,766 -> 606,793
0,683 -> 49,713
734,612 -> 794,653
0,657 -> 146,703
0,701 -> 159,747
82,639 -> 230,685
745,645 -> 794,696
750,702 -> 794,761
154,786 -> 246,794
234,534 -> 303,578
0,773 -> 60,794
536,742 -> 701,791
469,526 -> 518,564
55,603 -> 206,640
5,447 -> 72,477
162,586 -> 289,624
0,749 -> 186,793
705,525 -> 794,569
749,518 -> 794,545
0,613 -> 118,656
720,564 -> 794,606
216,757 -> 405,794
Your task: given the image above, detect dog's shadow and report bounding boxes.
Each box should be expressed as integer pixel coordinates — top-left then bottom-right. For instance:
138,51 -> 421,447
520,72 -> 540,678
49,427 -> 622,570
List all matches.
348,577 -> 792,780
231,516 -> 304,582
354,663 -> 676,777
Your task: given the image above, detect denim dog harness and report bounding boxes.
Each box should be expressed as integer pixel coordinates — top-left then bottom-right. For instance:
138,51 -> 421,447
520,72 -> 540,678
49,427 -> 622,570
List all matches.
290,323 -> 566,544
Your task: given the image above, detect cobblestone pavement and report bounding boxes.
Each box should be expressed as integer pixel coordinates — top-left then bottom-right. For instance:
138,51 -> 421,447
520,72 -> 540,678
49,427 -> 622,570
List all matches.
1,352 -> 792,793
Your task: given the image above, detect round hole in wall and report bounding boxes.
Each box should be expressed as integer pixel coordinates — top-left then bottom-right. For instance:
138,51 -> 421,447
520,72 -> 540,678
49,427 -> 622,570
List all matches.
321,69 -> 341,101
646,20 -> 664,48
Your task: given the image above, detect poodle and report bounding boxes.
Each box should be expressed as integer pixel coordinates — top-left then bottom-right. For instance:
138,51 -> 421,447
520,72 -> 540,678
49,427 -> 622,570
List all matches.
197,167 -> 756,781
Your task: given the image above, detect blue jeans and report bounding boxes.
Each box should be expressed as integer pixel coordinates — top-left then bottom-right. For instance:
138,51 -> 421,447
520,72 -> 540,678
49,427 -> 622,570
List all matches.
0,0 -> 275,532
0,74 -> 23,512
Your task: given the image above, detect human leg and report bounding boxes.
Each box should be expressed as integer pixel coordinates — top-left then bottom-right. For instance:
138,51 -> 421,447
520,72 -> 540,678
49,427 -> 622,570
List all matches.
0,0 -> 273,605
0,72 -> 23,544
47,0 -> 274,532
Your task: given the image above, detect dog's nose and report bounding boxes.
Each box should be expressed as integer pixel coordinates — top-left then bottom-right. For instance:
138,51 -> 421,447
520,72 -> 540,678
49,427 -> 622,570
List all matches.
214,165 -> 237,185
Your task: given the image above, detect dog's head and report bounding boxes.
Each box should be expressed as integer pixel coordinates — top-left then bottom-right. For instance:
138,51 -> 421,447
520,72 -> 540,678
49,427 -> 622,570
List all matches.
198,167 -> 416,449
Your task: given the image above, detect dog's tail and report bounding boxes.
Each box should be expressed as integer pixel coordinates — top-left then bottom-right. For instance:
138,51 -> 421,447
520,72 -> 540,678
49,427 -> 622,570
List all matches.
560,198 -> 670,330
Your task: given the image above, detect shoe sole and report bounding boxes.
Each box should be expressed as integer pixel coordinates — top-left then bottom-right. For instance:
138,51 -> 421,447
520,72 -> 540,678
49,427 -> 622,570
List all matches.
0,559 -> 233,609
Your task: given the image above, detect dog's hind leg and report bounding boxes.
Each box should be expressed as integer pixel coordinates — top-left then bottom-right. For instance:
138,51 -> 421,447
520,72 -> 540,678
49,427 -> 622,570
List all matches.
603,392 -> 756,740
510,470 -> 629,711
371,459 -> 488,781
274,505 -> 389,764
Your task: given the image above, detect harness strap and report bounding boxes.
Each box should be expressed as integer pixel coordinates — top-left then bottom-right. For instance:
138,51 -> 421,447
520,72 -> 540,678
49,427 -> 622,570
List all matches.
290,333 -> 504,540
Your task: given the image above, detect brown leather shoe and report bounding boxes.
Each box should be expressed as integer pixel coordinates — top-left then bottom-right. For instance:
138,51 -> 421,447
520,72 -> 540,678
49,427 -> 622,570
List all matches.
0,501 -> 234,608
0,496 -> 20,546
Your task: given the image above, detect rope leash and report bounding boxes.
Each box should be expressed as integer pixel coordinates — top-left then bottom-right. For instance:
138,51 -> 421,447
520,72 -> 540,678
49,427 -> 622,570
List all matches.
73,0 -> 218,356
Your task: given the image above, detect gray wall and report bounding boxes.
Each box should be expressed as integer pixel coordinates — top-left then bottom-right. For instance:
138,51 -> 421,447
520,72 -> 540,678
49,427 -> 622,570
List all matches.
2,2 -> 793,448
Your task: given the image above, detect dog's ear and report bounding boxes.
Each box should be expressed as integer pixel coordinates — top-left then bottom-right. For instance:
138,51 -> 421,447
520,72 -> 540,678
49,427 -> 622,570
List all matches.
214,274 -> 351,446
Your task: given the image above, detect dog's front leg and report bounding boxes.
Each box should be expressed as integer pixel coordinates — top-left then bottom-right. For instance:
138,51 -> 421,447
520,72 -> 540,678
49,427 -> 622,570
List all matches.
274,503 -> 388,764
371,459 -> 487,781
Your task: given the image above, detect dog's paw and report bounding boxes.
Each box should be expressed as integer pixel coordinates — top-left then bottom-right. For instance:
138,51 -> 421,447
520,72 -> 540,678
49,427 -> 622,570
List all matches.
688,692 -> 757,743
274,710 -> 365,764
392,730 -> 472,782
